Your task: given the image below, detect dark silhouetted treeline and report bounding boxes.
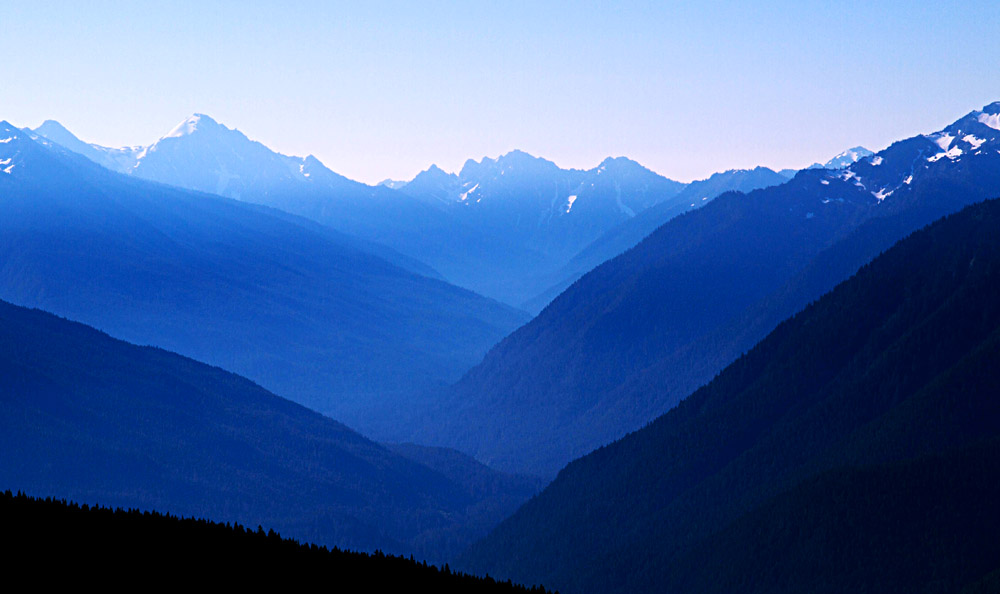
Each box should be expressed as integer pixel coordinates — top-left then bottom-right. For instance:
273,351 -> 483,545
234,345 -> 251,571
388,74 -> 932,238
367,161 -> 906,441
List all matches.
0,489 -> 552,592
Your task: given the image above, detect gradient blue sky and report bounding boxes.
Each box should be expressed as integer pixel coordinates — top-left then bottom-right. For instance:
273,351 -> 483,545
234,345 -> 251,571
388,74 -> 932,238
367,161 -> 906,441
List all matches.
3,1 -> 999,183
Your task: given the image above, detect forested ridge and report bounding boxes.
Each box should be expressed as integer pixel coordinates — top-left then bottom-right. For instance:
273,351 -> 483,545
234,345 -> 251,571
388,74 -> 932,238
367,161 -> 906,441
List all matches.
0,489 -> 552,592
0,296 -> 528,560
461,197 -> 1000,594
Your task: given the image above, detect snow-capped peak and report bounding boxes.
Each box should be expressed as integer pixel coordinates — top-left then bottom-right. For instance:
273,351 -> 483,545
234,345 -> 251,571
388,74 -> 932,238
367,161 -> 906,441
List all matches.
0,121 -> 28,175
0,121 -> 27,148
163,113 -> 218,139
824,147 -> 874,169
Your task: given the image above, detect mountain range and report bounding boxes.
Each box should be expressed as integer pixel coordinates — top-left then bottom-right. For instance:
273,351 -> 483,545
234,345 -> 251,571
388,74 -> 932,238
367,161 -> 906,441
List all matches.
523,165 -> 792,311
0,121 -> 526,437
10,97 -> 999,594
31,117 -> 857,308
460,195 -> 1000,594
30,118 -> 684,305
405,101 -> 1000,477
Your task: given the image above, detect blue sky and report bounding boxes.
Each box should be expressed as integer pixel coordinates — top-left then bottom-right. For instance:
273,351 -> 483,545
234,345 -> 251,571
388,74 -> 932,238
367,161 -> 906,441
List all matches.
3,1 -> 999,183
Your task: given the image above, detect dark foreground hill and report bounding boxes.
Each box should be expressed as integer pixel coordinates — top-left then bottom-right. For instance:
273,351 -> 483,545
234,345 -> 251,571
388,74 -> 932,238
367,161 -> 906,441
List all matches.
0,490 -> 551,592
460,197 -> 1000,594
0,299 -> 532,561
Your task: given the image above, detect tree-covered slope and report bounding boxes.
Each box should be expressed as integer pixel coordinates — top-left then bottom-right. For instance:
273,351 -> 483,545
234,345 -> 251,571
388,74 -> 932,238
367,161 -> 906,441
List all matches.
411,101 -> 1000,477
0,491 -> 552,592
0,299 -> 526,561
659,441 -> 1000,594
460,196 -> 1000,594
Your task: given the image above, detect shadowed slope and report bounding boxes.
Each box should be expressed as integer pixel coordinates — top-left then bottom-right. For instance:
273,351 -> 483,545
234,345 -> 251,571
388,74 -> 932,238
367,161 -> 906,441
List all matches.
461,197 -> 1000,593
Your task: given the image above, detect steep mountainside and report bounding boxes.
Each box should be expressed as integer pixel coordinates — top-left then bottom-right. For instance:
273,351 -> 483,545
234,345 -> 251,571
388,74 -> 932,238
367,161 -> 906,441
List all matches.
408,101 -> 1000,477
0,300 -> 535,561
525,166 -> 790,311
461,197 -> 1000,594
399,152 -> 687,303
410,153 -> 685,260
388,443 -> 544,530
0,122 -> 527,437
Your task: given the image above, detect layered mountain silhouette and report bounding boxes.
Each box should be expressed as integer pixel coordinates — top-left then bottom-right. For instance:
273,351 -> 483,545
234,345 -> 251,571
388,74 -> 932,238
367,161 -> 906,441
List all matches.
407,102 -> 1000,477
0,298 -> 536,561
0,122 -> 526,437
460,196 -> 1000,594
524,165 -> 791,312
403,152 -> 686,261
32,117 -> 687,305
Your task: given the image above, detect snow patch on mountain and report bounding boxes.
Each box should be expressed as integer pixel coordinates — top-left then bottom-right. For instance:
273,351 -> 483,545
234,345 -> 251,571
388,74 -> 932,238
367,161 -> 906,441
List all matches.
565,195 -> 578,213
928,146 -> 963,162
963,135 -> 986,150
839,170 -> 865,189
978,112 -> 1000,131
164,114 -> 208,139
872,188 -> 893,201
931,133 -> 955,151
460,183 -> 479,202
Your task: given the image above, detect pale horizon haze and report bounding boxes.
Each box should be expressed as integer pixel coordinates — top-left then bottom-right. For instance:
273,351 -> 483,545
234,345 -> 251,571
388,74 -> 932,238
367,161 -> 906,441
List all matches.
2,1 -> 999,184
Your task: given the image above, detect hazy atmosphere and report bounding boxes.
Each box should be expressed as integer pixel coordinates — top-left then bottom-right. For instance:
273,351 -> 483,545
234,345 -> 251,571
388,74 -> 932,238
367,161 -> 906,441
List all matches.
5,2 -> 1000,592
4,1 -> 999,182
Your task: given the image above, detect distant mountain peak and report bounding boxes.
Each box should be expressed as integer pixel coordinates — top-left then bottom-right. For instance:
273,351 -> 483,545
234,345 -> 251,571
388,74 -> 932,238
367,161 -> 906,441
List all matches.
0,121 -> 24,174
494,149 -> 555,167
500,149 -> 536,160
0,121 -> 27,157
412,163 -> 456,182
34,119 -> 79,141
982,100 -> 1000,115
378,178 -> 408,190
824,146 -> 873,169
597,156 -> 643,171
163,113 -> 221,139
490,150 -> 560,176
799,146 -> 875,172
